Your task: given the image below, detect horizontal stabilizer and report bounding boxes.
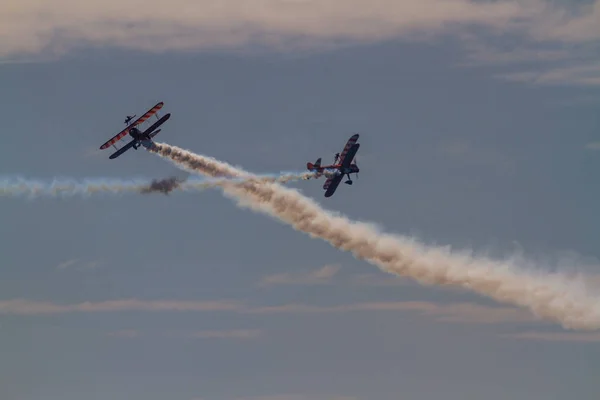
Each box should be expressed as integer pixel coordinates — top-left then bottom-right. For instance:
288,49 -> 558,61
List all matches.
149,129 -> 161,138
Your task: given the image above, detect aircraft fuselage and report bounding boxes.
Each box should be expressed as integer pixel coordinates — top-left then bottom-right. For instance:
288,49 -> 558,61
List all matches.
128,127 -> 149,141
128,127 -> 152,149
340,164 -> 359,175
310,164 -> 359,176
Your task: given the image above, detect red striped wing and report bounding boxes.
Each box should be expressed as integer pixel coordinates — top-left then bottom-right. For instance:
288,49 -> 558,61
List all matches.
338,134 -> 359,165
99,102 -> 164,150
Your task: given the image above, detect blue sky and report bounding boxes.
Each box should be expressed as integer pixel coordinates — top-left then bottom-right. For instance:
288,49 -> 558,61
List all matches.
1,1 -> 600,399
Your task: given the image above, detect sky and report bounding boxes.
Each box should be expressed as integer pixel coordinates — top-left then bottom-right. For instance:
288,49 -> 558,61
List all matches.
1,1 -> 600,399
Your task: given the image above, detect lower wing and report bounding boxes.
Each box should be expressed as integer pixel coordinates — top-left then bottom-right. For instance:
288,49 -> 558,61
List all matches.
109,139 -> 137,159
324,174 -> 343,197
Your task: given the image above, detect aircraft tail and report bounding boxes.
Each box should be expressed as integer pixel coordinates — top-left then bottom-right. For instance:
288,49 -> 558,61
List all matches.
141,139 -> 157,151
307,158 -> 322,170
149,129 -> 161,138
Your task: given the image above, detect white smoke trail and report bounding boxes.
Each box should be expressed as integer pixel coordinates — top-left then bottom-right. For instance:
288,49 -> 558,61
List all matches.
0,176 -> 173,197
148,142 -> 600,331
0,172 -> 313,199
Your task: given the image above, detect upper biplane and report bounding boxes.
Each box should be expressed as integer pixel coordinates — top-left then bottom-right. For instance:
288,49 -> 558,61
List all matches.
99,102 -> 171,159
306,133 -> 360,198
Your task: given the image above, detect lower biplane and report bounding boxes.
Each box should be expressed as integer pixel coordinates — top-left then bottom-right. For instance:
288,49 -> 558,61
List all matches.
99,102 -> 171,159
306,133 -> 360,197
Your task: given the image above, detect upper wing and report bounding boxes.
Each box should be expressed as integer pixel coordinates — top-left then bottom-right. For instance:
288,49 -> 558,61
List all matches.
99,102 -> 164,150
337,134 -> 359,165
140,113 -> 171,137
323,174 -> 343,197
341,143 -> 360,168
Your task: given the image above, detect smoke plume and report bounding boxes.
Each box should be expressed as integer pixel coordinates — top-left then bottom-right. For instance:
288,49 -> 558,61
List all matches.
148,142 -> 600,331
0,176 -> 185,197
140,176 -> 187,194
1,172 -> 312,199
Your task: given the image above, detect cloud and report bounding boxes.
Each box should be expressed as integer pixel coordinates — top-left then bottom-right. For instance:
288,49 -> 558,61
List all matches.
0,0 -> 529,59
349,273 -> 409,287
106,329 -> 261,340
57,259 -> 78,270
178,329 -> 262,339
250,301 -> 538,325
586,142 -> 600,150
497,62 -> 600,86
235,395 -> 358,400
453,2 -> 600,87
260,265 -> 341,286
1,1 -> 599,86
56,259 -> 101,271
527,1 -> 600,44
504,331 -> 600,343
437,140 -> 516,175
107,329 -> 139,338
261,267 -> 413,287
0,298 -> 543,325
457,31 -> 575,67
0,299 -> 242,315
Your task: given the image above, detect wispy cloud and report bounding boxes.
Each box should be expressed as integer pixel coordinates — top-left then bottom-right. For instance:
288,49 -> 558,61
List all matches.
108,329 -> 262,340
57,259 -> 78,270
457,31 -> 574,67
349,273 -> 409,287
585,142 -> 600,150
261,266 -> 415,287
193,395 -> 355,400
497,62 -> 600,86
235,395 -> 358,400
0,297 -> 539,325
504,331 -> 600,343
0,299 -> 242,315
56,259 -> 101,271
437,139 -> 516,175
107,329 -> 139,338
260,265 -> 341,286
0,0 -> 527,60
250,301 -> 538,325
1,1 -> 600,86
177,329 -> 262,339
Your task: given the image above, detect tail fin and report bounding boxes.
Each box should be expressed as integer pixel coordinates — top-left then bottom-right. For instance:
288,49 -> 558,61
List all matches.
149,129 -> 161,138
307,158 -> 322,170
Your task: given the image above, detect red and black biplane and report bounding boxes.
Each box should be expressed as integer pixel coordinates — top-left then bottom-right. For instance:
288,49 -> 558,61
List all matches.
306,134 -> 360,197
99,102 -> 171,159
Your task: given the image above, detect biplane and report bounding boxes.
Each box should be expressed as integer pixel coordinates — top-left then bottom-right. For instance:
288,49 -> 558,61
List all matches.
306,133 -> 360,198
99,102 -> 171,159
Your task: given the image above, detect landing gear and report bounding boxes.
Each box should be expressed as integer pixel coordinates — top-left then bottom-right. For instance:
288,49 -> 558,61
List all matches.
344,173 -> 358,185
344,174 -> 353,185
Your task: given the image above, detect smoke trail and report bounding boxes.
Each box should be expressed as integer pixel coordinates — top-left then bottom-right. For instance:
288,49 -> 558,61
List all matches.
146,142 -> 316,182
0,176 -> 182,198
148,142 -> 600,331
1,172 -> 312,199
140,176 -> 188,195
